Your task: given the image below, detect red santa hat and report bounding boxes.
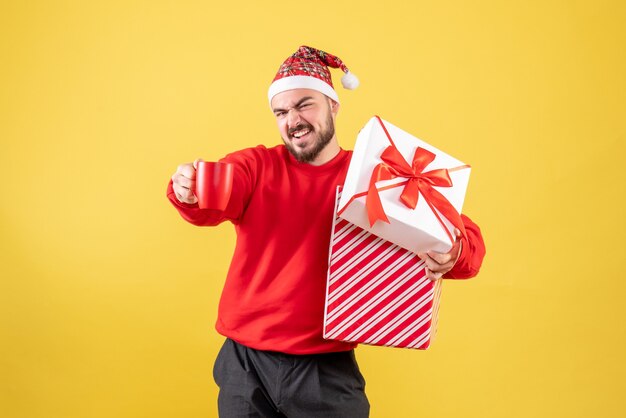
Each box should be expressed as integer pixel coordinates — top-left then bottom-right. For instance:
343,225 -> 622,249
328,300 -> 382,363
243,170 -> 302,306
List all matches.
268,45 -> 359,105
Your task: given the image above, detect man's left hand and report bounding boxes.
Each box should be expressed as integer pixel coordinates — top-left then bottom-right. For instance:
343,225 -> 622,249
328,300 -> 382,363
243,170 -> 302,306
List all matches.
417,229 -> 463,281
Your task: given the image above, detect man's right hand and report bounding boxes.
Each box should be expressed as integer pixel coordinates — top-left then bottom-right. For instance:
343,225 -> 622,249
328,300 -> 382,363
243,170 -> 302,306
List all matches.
171,159 -> 201,204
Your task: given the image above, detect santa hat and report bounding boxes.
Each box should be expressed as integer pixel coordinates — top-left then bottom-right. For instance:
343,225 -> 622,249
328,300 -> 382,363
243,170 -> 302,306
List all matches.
268,45 -> 359,105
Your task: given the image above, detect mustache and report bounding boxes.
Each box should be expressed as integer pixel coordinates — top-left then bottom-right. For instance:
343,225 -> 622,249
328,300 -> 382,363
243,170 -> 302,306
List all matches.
288,123 -> 314,136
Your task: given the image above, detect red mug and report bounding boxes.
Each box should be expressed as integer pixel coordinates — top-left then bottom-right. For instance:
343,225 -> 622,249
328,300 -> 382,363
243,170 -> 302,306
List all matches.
195,161 -> 234,210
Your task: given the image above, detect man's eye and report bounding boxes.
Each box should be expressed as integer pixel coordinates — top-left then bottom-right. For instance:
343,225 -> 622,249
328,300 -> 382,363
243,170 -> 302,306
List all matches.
275,112 -> 286,118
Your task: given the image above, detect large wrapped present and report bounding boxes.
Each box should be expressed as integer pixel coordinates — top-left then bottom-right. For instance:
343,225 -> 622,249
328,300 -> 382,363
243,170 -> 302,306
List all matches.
323,187 -> 442,349
338,116 -> 471,254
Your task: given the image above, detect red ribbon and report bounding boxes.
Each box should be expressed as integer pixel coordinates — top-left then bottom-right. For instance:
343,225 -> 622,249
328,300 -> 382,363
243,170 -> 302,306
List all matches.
364,116 -> 468,244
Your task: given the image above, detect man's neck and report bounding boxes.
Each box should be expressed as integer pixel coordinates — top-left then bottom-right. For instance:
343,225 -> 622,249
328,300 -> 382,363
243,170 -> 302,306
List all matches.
308,139 -> 341,166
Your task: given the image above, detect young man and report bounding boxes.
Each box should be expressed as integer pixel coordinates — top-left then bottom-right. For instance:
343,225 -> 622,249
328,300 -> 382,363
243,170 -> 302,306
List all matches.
168,46 -> 485,418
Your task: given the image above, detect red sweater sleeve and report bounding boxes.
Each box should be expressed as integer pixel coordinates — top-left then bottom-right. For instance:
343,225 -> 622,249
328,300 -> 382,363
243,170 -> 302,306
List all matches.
444,214 -> 486,279
166,147 -> 261,226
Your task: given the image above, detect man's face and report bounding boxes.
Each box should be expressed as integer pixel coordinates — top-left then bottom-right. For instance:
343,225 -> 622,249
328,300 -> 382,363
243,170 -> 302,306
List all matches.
271,89 -> 339,163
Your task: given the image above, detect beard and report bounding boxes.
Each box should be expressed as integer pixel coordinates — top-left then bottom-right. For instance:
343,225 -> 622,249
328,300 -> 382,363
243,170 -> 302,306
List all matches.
282,110 -> 335,163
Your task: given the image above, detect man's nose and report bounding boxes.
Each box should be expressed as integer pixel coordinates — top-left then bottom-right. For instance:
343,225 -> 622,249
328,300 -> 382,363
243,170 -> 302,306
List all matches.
286,108 -> 301,126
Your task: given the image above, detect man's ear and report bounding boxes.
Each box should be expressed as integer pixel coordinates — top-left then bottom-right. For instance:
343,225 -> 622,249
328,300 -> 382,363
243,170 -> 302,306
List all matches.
329,99 -> 340,114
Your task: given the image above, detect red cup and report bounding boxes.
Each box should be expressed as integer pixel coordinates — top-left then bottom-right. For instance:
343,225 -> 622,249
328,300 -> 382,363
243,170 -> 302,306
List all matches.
195,161 -> 234,210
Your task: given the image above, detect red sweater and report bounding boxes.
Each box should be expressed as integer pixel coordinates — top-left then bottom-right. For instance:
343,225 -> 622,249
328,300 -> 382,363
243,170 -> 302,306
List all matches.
167,145 -> 485,354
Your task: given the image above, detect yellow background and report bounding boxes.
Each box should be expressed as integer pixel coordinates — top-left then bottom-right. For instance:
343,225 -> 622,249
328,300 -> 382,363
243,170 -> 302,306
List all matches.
2,1 -> 625,417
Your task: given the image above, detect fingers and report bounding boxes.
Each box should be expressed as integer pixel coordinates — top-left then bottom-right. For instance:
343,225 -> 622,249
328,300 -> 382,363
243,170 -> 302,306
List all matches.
427,251 -> 452,264
417,251 -> 455,281
424,267 -> 443,281
172,181 -> 198,204
193,158 -> 203,170
171,162 -> 199,204
417,252 -> 454,273
172,173 -> 192,189
418,232 -> 463,272
177,163 -> 196,180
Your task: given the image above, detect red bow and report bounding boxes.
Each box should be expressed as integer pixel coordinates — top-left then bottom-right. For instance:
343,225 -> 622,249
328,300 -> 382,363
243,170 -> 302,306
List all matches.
366,142 -> 467,244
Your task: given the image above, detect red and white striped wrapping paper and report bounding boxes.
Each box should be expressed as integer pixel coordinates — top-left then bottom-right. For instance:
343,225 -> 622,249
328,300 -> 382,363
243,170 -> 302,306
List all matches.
323,188 -> 442,349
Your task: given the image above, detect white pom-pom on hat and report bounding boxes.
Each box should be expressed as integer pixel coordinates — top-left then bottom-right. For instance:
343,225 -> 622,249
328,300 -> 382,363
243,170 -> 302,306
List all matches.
341,71 -> 359,90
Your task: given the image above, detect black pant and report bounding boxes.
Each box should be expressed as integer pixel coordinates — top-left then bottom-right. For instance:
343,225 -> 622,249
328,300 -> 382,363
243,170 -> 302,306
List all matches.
213,338 -> 370,418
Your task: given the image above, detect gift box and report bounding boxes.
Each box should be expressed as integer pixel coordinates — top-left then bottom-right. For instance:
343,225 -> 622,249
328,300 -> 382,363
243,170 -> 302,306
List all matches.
338,116 -> 471,254
323,187 -> 442,349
